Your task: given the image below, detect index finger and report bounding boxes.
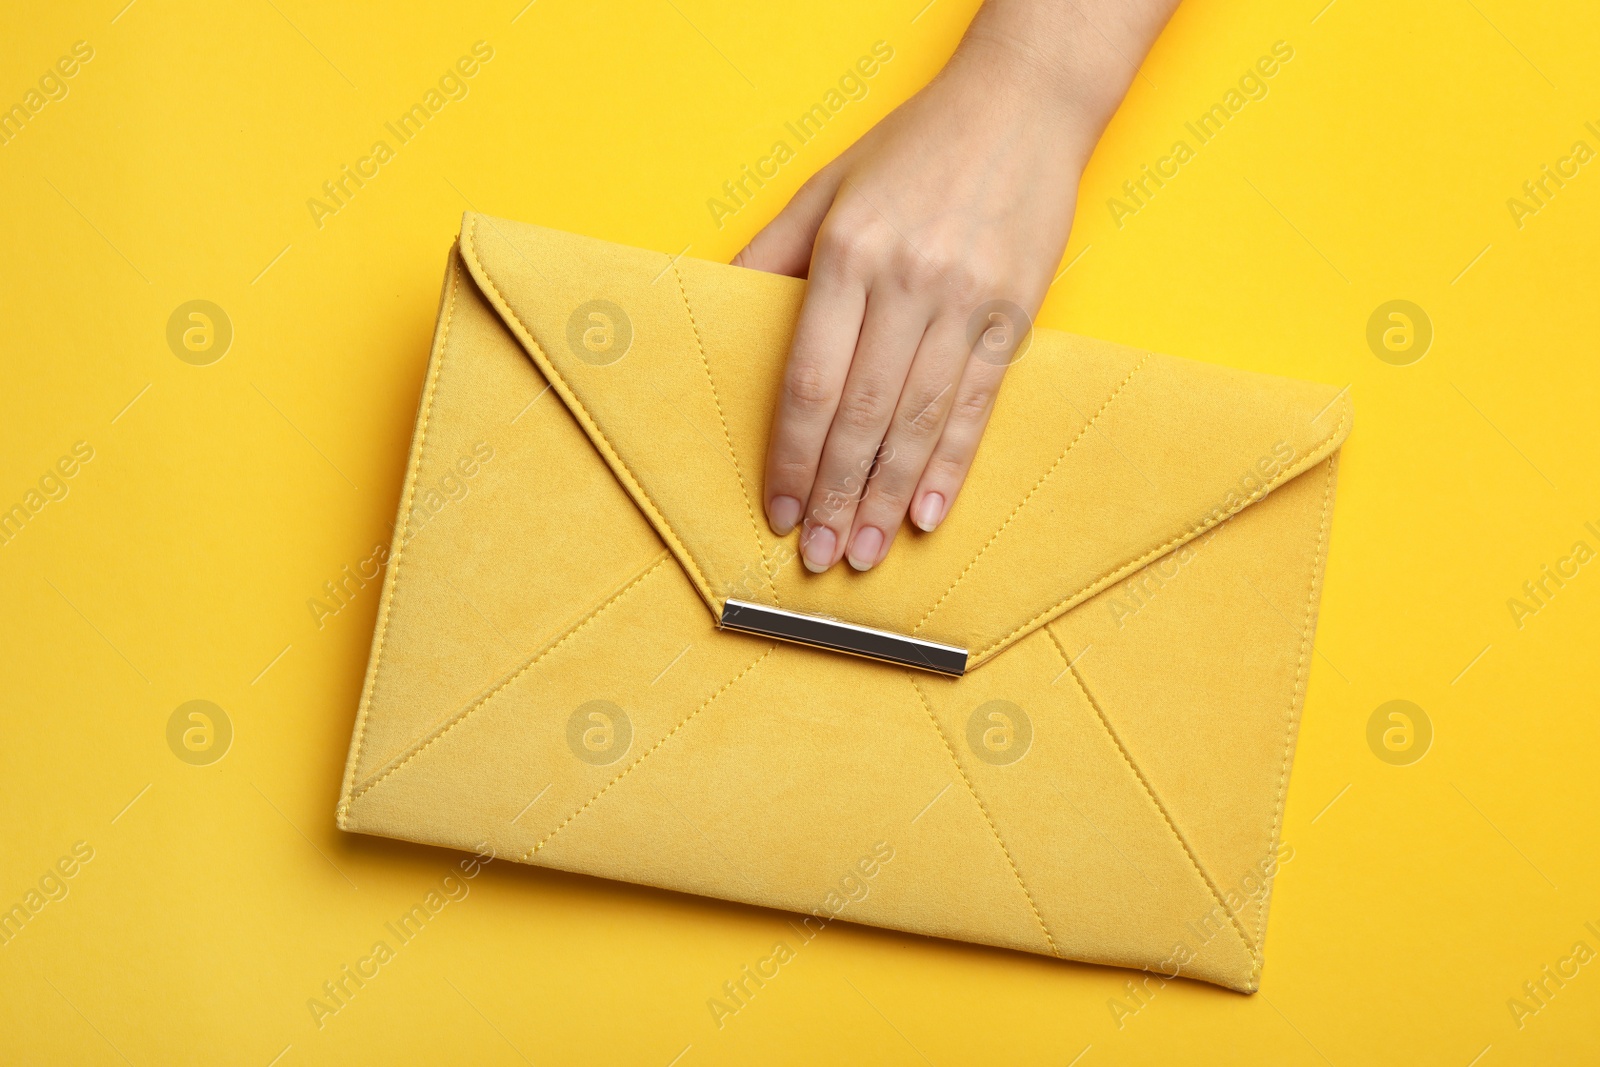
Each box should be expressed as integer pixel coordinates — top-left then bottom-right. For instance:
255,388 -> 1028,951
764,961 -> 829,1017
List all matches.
762,261 -> 867,537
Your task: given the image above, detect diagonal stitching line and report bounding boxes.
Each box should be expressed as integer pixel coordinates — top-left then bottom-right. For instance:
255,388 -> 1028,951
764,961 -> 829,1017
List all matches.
914,354 -> 1149,635
670,259 -> 779,605
522,645 -> 776,860
351,552 -> 671,801
1041,625 -> 1077,670
462,215 -> 722,612
340,251 -> 463,822
969,392 -> 1352,665
1255,453 -> 1338,967
908,678 -> 1061,957
1055,648 -> 1258,965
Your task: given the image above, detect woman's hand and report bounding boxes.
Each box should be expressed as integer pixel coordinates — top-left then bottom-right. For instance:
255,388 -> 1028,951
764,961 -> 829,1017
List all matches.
736,0 -> 1178,572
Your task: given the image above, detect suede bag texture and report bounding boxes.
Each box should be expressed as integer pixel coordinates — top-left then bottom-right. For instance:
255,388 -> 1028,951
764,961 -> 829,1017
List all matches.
336,213 -> 1351,993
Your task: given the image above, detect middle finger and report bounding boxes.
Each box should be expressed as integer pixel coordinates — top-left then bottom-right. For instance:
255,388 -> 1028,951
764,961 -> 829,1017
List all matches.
799,292 -> 929,572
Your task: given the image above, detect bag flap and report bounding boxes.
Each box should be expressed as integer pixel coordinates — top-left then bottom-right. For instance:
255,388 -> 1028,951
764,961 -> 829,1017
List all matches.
458,212 -> 1351,670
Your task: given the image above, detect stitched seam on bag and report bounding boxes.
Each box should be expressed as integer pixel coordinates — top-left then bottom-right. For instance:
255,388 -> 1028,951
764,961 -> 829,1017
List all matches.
1042,624 -> 1077,672
914,354 -> 1148,635
463,215 -> 721,610
1252,452 -> 1337,979
1056,651 -> 1258,964
908,678 -> 1061,958
971,394 -> 1352,665
522,645 -> 776,861
670,259 -> 779,605
339,254 -> 463,823
351,552 -> 671,801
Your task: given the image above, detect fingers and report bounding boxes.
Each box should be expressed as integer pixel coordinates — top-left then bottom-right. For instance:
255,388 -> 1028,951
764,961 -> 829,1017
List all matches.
909,352 -> 1010,535
759,173 -> 1022,574
762,258 -> 868,539
841,314 -> 968,570
731,165 -> 844,277
796,291 -> 928,572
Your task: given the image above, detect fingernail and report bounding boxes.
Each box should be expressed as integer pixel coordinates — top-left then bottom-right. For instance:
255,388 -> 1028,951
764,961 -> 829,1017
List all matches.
847,527 -> 883,571
768,495 -> 801,535
801,523 -> 836,572
913,492 -> 946,532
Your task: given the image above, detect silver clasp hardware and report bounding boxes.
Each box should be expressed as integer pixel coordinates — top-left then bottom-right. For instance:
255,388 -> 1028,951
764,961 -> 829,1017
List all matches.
718,599 -> 967,676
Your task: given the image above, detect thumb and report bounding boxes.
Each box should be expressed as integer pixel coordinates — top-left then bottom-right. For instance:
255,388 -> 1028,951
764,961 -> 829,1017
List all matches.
731,163 -> 847,278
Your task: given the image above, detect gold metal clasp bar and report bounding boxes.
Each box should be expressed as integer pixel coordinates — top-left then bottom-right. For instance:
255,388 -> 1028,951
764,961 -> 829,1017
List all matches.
719,599 -> 968,676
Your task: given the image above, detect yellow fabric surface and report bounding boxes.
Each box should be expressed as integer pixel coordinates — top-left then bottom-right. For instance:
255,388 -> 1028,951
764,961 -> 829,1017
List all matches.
336,213 -> 1350,993
8,2 -> 1599,1061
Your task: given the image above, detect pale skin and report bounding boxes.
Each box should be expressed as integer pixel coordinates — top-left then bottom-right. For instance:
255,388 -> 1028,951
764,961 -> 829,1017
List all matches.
737,0 -> 1182,572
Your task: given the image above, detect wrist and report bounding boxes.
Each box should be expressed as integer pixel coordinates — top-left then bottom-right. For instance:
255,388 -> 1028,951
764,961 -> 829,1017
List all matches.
944,31 -> 1107,171
951,0 -> 1169,163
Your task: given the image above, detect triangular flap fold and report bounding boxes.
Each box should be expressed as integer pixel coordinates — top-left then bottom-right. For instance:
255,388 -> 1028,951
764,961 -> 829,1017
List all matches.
459,213 -> 1350,671
459,214 -> 783,616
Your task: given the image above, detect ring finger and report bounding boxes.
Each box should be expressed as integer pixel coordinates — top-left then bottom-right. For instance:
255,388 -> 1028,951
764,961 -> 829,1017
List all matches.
843,313 -> 968,569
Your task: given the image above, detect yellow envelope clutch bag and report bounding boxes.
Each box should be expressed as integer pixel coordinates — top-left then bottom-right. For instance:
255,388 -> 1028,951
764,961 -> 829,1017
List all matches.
337,213 -> 1350,993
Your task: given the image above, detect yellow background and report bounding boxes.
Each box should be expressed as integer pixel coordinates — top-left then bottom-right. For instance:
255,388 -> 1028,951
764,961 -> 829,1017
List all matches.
2,0 -> 1597,1063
